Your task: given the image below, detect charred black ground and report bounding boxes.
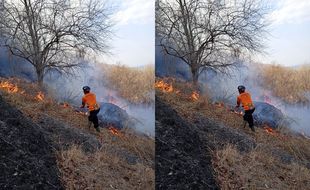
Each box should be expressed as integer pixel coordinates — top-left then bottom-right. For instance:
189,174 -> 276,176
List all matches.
0,95 -> 63,189
155,92 -> 262,190
156,96 -> 219,190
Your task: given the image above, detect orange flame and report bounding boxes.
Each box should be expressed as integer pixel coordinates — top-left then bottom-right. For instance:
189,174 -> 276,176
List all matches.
263,125 -> 277,136
155,80 -> 173,93
191,91 -> 199,101
36,91 -> 44,101
0,81 -> 19,93
108,126 -> 121,136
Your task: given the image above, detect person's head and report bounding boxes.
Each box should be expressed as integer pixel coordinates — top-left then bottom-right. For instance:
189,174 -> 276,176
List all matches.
237,85 -> 245,94
82,86 -> 90,94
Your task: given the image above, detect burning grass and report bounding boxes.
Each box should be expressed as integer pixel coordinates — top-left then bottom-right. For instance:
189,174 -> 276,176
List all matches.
104,64 -> 154,104
156,77 -> 310,189
0,77 -> 155,189
260,64 -> 310,105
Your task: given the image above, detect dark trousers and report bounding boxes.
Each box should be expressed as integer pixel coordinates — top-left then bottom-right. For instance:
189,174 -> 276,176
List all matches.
243,108 -> 255,128
89,108 -> 100,128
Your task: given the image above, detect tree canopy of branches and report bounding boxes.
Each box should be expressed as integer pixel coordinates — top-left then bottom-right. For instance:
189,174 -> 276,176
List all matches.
0,0 -> 114,85
156,0 -> 269,84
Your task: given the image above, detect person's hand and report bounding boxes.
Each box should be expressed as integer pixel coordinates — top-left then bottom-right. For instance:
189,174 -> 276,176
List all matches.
235,105 -> 239,111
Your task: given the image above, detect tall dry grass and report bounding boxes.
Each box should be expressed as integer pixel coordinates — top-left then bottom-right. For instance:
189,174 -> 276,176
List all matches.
260,64 -> 310,104
213,144 -> 310,190
105,64 -> 154,104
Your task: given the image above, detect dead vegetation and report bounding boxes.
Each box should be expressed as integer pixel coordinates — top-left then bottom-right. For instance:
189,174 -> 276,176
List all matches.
0,77 -> 155,190
57,145 -> 154,190
213,145 -> 310,190
156,77 -> 310,189
103,64 -> 154,104
260,64 -> 310,105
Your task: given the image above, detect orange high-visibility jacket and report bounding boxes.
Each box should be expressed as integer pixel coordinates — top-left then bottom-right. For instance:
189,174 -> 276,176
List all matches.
82,92 -> 100,111
237,92 -> 254,111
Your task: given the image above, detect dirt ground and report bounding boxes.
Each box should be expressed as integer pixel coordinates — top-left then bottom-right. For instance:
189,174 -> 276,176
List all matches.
0,95 -> 64,189
156,96 -> 219,190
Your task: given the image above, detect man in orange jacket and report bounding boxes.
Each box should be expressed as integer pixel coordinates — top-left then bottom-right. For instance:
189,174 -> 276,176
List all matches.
81,86 -> 101,132
236,85 -> 256,132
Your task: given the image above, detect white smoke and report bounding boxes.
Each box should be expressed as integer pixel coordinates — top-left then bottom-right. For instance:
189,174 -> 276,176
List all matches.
44,61 -> 155,136
202,62 -> 310,135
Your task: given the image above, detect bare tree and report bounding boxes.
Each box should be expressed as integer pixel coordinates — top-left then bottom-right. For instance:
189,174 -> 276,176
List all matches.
0,0 -> 114,86
156,0 -> 269,85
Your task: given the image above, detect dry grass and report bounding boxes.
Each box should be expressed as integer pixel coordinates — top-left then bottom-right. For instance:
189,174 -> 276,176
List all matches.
104,64 -> 154,104
260,64 -> 310,104
156,77 -> 310,190
0,77 -> 155,189
57,145 -> 154,190
213,145 -> 310,190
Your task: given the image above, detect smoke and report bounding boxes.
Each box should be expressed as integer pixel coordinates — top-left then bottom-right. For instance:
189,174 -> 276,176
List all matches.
155,42 -> 191,81
126,105 -> 155,136
0,47 -> 36,81
202,62 -> 310,136
44,62 -> 155,136
155,50 -> 310,135
0,51 -> 154,136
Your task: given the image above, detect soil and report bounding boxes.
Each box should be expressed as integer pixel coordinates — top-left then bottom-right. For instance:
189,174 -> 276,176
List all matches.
189,113 -> 256,152
0,96 -> 64,190
36,114 -> 141,165
37,114 -> 102,153
0,94 -> 144,189
155,95 -> 257,190
156,96 -> 219,190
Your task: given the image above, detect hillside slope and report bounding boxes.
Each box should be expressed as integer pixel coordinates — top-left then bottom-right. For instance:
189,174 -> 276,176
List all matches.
0,95 -> 63,189
155,78 -> 310,189
156,96 -> 219,189
0,77 -> 155,189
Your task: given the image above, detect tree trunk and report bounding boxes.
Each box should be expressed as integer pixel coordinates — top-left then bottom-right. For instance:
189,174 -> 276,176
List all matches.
191,66 -> 199,87
36,68 -> 44,87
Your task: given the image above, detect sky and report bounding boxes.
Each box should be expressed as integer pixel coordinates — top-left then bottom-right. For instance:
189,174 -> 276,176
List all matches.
255,0 -> 310,67
101,0 -> 155,67
100,0 -> 310,67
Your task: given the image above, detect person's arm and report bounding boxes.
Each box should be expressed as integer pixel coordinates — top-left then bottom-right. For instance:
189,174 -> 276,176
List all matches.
236,96 -> 241,108
81,97 -> 86,108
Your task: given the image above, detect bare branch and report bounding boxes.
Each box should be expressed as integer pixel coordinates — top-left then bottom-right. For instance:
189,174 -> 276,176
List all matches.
156,0 -> 270,84
0,0 -> 114,85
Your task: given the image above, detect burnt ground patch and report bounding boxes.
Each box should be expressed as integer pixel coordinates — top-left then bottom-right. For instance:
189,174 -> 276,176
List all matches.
0,96 -> 63,190
156,96 -> 219,190
190,114 -> 256,153
155,95 -> 257,190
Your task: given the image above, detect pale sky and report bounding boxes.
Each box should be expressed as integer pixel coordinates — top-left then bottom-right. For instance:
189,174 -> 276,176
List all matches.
100,0 -> 310,67
255,0 -> 310,66
101,0 -> 155,67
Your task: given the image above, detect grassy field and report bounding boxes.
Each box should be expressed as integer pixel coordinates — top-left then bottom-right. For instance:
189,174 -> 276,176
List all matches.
102,64 -> 154,105
259,64 -> 310,105
156,77 -> 310,189
0,77 -> 155,189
